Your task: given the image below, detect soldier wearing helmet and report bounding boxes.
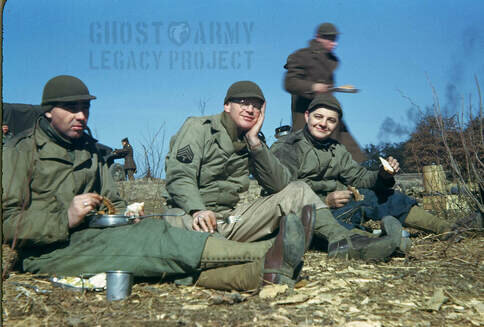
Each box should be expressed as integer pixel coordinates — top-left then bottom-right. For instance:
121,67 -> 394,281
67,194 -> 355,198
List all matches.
2,75 -> 122,238
39,75 -> 97,140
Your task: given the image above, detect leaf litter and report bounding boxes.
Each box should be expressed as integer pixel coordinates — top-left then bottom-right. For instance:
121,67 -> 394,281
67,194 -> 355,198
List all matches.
3,180 -> 483,326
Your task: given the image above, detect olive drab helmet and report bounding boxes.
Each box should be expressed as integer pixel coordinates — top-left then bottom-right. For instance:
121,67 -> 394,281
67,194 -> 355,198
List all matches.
317,23 -> 339,37
224,81 -> 265,104
41,75 -> 96,105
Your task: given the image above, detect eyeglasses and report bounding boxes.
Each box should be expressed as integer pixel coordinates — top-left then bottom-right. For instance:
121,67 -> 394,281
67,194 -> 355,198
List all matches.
230,98 -> 264,110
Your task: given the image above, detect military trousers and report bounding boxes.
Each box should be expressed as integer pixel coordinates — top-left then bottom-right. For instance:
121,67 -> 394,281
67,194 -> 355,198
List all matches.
125,169 -> 135,181
22,219 -> 209,277
21,219 -> 276,291
330,188 -> 417,230
165,181 -> 326,242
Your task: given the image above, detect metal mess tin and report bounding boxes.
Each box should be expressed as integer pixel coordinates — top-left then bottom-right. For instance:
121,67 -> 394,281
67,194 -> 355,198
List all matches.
87,212 -> 184,228
329,86 -> 360,93
87,214 -> 136,228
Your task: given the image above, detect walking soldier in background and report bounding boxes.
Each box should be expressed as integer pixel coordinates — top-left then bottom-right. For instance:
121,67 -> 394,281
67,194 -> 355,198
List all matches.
284,22 -> 366,163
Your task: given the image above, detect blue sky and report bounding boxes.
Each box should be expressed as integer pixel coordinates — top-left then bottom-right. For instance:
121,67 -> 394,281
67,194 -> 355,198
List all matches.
3,0 -> 484,172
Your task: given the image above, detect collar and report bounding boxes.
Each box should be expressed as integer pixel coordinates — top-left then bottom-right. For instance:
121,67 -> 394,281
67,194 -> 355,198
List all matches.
35,116 -> 94,165
38,116 -> 91,150
303,125 -> 337,150
309,39 -> 330,54
220,111 -> 240,142
205,113 -> 247,155
220,112 -> 247,153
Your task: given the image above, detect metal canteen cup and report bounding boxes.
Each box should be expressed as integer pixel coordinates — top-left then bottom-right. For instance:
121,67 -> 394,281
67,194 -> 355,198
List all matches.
106,271 -> 133,301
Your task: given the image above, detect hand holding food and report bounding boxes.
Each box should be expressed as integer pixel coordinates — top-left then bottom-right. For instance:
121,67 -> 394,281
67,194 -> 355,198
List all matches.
347,186 -> 364,201
68,193 -> 103,228
325,190 -> 353,208
379,156 -> 400,177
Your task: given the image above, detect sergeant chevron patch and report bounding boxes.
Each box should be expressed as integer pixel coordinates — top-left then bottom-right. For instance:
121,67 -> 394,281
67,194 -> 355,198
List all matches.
176,145 -> 194,163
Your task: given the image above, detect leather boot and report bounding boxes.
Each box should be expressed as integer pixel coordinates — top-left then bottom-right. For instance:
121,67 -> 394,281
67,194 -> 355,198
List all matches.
263,213 -> 306,288
314,208 -> 352,243
381,216 -> 412,253
404,206 -> 452,234
328,216 -> 402,260
300,204 -> 316,251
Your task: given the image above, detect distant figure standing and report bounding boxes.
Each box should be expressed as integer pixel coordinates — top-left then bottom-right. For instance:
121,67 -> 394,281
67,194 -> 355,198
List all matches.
284,22 -> 366,163
2,124 -> 13,145
114,137 -> 136,181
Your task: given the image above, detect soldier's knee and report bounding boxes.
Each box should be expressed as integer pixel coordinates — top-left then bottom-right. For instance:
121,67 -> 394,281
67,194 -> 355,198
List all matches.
285,181 -> 313,195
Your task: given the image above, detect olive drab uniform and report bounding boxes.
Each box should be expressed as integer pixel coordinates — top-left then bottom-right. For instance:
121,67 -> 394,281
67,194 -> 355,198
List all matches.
270,128 -> 429,229
164,112 -> 337,242
2,117 -> 210,276
3,116 -> 294,291
3,74 -> 309,292
165,111 -> 407,260
284,40 -> 366,163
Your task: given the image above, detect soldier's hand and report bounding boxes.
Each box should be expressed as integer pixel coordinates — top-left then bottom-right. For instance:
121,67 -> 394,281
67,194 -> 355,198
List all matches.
192,210 -> 217,233
379,156 -> 400,178
387,156 -> 400,174
245,102 -> 266,148
68,193 -> 103,229
325,190 -> 353,208
312,83 -> 331,94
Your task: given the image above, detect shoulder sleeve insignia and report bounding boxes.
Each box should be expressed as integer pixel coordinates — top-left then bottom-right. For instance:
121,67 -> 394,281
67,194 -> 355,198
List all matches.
176,145 -> 194,163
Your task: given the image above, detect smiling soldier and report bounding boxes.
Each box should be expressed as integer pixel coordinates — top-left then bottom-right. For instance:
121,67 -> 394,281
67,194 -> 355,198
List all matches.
165,81 -> 404,262
270,93 -> 481,237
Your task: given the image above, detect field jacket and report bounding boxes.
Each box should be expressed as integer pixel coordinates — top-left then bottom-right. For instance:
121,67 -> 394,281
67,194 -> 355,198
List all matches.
2,118 -> 126,249
165,113 -> 291,214
270,129 -> 394,202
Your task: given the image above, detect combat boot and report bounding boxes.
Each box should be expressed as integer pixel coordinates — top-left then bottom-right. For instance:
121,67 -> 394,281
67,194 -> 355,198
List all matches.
263,213 -> 307,287
404,206 -> 452,234
300,204 -> 316,251
328,216 -> 402,260
196,214 -> 308,290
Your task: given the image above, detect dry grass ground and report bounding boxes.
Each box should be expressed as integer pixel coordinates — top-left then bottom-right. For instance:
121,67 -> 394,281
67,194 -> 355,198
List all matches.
2,231 -> 483,327
2,180 -> 483,326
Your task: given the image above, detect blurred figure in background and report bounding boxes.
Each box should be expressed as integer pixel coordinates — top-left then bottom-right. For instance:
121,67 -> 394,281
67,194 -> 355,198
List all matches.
2,124 -> 13,144
284,22 -> 366,163
114,137 -> 137,181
